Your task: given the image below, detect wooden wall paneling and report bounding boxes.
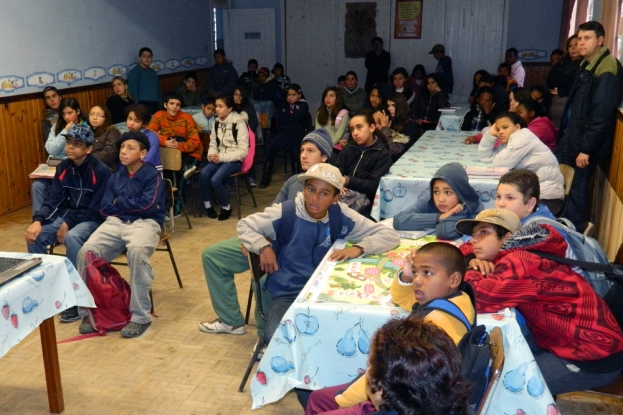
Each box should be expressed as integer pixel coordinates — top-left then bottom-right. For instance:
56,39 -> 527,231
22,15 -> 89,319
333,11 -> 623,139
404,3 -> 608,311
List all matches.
608,112 -> 623,198
523,62 -> 551,88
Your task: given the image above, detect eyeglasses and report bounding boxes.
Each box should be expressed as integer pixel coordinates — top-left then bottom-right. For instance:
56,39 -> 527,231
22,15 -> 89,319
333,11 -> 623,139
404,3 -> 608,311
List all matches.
89,113 -> 106,119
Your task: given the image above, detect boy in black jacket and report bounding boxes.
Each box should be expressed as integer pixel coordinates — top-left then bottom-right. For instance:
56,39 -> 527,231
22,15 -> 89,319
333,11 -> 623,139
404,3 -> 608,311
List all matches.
26,124 -> 110,322
77,131 -> 166,338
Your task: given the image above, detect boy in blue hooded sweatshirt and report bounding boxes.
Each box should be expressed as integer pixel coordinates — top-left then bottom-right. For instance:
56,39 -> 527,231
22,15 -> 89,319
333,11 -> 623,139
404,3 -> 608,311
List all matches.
393,162 -> 483,240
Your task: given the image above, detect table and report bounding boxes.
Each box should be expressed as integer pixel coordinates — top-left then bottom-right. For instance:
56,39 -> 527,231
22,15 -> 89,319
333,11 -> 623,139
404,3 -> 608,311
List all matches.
249,239 -> 557,414
370,130 -> 499,221
0,252 -> 95,413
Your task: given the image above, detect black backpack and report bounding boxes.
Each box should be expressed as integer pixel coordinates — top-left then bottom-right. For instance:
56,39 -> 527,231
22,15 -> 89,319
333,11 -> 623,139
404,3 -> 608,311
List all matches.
411,290 -> 492,409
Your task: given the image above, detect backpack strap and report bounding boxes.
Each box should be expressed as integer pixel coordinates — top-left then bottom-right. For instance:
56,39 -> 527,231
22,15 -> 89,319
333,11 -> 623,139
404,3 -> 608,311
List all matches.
327,203 -> 343,243
232,122 -> 238,145
527,250 -> 623,284
214,120 -> 221,148
415,298 -> 472,332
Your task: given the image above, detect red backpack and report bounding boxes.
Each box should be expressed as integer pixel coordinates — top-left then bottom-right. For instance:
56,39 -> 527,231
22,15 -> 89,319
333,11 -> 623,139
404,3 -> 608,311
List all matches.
82,251 -> 132,333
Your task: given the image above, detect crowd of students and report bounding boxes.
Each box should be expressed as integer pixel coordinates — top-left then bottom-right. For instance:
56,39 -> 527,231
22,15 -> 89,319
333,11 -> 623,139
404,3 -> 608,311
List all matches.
25,19 -> 623,415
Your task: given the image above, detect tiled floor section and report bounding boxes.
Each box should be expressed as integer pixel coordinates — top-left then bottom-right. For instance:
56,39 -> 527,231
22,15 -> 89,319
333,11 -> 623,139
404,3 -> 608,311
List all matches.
0,167 -> 621,414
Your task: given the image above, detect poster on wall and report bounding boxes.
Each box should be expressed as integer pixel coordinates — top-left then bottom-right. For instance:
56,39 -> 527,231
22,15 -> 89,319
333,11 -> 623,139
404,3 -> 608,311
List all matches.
394,0 -> 422,39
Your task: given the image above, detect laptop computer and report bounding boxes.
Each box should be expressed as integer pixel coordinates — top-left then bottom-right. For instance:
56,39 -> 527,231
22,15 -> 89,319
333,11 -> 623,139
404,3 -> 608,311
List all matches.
0,256 -> 43,287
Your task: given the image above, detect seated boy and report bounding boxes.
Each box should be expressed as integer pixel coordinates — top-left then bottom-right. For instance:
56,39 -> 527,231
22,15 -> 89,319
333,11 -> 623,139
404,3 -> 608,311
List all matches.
125,104 -> 162,171
77,131 -> 166,338
461,87 -> 497,133
393,163 -> 483,240
238,163 -> 399,343
147,92 -> 202,169
198,129 -> 335,336
192,97 -> 216,134
456,209 -> 623,395
305,242 -> 475,415
495,169 -> 555,224
25,124 -> 110,323
238,58 -> 258,97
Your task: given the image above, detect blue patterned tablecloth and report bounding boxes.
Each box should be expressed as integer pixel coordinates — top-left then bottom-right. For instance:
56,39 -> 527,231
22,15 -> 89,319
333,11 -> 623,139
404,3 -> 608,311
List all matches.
249,240 -> 558,414
0,252 -> 95,358
371,130 -> 499,220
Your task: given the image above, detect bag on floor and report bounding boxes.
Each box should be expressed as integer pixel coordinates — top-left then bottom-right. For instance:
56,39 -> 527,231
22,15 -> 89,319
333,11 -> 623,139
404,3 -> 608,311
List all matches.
82,251 -> 132,333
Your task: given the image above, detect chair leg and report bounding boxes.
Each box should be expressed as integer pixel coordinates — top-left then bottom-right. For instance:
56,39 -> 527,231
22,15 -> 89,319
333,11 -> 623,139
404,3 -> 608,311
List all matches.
235,174 -> 242,220
177,191 -> 193,229
165,239 -> 183,289
244,284 -> 254,325
149,289 -> 154,313
239,338 -> 266,392
245,176 -> 257,207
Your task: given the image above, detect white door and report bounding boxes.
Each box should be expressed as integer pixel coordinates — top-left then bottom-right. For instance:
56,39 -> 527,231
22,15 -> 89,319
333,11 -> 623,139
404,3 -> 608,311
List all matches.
222,8 -> 276,75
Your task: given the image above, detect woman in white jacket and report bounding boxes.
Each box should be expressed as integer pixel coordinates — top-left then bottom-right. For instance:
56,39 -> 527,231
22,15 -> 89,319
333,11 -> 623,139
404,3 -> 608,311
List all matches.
200,95 -> 249,221
479,111 -> 565,214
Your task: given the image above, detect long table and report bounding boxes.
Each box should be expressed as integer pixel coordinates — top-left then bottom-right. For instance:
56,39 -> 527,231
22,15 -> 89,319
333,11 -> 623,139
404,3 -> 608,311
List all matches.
371,130 -> 500,221
249,239 -> 557,414
0,252 -> 95,413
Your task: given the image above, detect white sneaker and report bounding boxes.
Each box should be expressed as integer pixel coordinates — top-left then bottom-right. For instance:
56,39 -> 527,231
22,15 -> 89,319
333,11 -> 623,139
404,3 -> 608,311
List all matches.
183,166 -> 198,180
198,319 -> 246,335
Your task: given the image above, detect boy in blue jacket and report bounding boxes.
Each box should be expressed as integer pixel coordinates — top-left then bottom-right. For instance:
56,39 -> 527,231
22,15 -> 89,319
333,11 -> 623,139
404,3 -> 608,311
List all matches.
26,124 -> 110,323
77,131 -> 166,338
393,162 -> 483,240
238,163 -> 399,342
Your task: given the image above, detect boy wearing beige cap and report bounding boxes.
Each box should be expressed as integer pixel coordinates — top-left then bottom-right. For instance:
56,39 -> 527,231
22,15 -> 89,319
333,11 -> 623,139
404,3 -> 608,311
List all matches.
237,163 -> 399,342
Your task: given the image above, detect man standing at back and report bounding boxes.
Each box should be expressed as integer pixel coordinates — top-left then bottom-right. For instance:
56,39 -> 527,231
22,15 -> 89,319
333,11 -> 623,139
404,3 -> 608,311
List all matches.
429,44 -> 454,94
205,48 -> 239,98
555,21 -> 623,233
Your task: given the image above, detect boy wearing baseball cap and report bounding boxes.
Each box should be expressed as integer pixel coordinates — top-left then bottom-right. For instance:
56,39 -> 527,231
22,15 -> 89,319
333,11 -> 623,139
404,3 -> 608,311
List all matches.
76,131 -> 165,338
238,163 -> 399,342
456,209 -> 623,394
26,124 -> 111,322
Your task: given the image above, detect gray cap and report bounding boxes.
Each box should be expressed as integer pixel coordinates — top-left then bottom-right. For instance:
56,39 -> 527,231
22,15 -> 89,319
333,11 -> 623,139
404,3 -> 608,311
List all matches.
301,128 -> 333,159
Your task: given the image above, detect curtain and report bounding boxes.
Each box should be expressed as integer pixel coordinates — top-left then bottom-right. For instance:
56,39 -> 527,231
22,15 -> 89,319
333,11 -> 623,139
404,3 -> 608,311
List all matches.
559,0 -> 576,48
597,0 -> 622,57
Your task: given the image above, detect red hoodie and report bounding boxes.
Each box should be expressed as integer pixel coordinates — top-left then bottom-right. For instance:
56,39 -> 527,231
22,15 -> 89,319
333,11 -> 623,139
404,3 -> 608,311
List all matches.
465,224 -> 623,361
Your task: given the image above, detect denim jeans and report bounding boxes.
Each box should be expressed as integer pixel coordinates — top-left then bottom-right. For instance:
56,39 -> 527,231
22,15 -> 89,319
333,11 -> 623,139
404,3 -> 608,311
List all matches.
31,179 -> 52,214
199,161 -> 241,207
27,216 -> 99,267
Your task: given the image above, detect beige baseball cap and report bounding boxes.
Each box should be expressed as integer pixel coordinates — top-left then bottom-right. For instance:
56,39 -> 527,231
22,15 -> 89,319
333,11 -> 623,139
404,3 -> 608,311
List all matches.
455,209 -> 522,236
298,163 -> 344,192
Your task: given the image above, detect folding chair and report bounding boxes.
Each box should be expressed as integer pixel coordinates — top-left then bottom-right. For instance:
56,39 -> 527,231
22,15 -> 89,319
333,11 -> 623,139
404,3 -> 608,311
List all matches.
160,147 -> 192,229
476,327 -> 505,414
239,252 -> 266,392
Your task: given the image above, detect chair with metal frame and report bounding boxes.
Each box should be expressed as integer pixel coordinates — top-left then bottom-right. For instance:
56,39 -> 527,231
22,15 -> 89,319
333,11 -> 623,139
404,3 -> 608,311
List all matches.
476,326 -> 505,414
160,147 -> 192,229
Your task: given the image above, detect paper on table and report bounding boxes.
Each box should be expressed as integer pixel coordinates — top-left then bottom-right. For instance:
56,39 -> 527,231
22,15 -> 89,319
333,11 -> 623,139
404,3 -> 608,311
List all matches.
465,166 -> 509,178
29,164 -> 56,179
380,219 -> 436,240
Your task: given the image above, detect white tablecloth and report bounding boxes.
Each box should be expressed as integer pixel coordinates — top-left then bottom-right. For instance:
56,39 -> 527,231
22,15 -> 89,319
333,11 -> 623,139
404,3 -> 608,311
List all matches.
371,130 -> 499,220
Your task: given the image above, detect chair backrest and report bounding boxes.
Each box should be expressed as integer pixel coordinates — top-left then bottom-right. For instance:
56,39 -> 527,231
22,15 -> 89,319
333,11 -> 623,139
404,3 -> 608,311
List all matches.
199,132 -> 211,154
247,252 -> 266,320
160,148 -> 183,171
476,327 -> 505,415
560,164 -> 575,196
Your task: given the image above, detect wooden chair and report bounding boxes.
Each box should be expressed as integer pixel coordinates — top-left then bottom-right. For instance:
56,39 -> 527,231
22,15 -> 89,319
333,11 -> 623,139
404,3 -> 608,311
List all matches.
557,164 -> 575,218
239,252 -> 266,392
160,147 -> 192,229
476,327 -> 505,414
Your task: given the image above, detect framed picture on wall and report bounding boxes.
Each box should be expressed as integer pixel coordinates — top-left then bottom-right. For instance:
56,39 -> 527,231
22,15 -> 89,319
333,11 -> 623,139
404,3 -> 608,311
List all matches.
394,0 -> 422,39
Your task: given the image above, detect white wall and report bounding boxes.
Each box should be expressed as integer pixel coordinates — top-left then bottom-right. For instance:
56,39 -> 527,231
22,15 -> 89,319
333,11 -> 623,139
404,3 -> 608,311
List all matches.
0,0 -> 212,96
285,0 -> 510,111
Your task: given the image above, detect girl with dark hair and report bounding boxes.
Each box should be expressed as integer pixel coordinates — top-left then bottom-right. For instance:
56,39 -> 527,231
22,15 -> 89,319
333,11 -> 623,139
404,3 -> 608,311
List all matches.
508,87 -> 531,112
340,71 -> 367,116
315,86 -> 350,144
390,67 -> 416,107
366,83 -> 391,114
415,74 -> 450,132
479,112 -> 564,213
547,34 -> 582,127
88,104 -> 120,172
515,99 -> 558,151
374,92 -> 419,160
200,94 -> 249,220
468,69 -> 489,104
46,97 -> 88,159
408,64 -> 426,99
106,76 -> 135,123
272,63 -> 291,93
259,84 -> 310,188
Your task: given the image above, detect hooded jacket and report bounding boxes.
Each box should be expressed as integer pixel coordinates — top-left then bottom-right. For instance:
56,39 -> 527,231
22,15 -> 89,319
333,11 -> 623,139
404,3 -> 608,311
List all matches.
209,111 -> 249,163
465,223 -> 623,362
335,137 -> 392,201
33,155 -> 110,228
100,161 -> 165,226
237,193 -> 399,299
393,163 -> 484,240
253,75 -> 281,105
478,128 -> 565,200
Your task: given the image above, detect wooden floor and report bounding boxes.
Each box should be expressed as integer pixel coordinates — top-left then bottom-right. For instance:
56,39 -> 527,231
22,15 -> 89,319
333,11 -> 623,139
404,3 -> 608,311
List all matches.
0,166 -> 621,415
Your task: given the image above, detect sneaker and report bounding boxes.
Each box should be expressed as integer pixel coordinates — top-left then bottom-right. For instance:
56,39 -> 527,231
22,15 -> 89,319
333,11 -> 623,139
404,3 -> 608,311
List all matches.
218,208 -> 232,221
121,321 -> 151,338
59,306 -> 80,323
249,178 -> 257,187
252,338 -> 266,359
79,316 -> 96,334
205,207 -> 218,219
198,319 -> 245,335
183,165 -> 198,180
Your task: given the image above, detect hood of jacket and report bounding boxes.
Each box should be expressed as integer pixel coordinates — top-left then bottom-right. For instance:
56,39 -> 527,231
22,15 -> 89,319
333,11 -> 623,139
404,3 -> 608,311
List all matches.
500,222 -> 566,257
426,162 -> 480,212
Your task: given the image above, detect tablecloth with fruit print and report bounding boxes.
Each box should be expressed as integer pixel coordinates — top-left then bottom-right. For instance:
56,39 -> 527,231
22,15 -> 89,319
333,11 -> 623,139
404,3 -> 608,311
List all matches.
0,252 -> 95,358
250,240 -> 559,415
371,130 -> 500,221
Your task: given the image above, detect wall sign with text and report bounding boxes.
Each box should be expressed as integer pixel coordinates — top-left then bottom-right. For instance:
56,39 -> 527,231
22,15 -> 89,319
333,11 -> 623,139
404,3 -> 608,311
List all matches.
394,0 -> 422,39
